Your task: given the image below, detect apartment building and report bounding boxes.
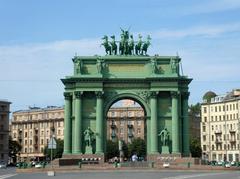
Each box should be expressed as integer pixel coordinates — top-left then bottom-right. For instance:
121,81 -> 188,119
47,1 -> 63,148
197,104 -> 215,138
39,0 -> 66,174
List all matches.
0,100 -> 11,163
201,89 -> 240,162
10,106 -> 64,161
107,107 -> 145,143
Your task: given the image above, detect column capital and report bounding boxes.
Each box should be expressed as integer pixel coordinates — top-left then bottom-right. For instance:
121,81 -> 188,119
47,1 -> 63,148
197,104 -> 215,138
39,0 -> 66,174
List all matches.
170,91 -> 179,98
95,91 -> 104,98
64,92 -> 72,100
74,91 -> 83,99
182,91 -> 190,99
149,91 -> 158,98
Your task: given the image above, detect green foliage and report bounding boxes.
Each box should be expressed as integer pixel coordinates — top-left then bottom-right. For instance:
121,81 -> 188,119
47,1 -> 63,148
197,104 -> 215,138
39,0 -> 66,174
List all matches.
44,138 -> 63,159
189,103 -> 201,117
128,138 -> 146,158
106,140 -> 119,160
190,137 -> 202,158
9,136 -> 22,163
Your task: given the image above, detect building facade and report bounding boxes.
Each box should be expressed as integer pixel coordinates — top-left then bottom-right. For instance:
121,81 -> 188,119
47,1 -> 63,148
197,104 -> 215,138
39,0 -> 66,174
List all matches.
10,106 -> 64,161
107,107 -> 145,144
0,100 -> 11,163
201,89 -> 240,162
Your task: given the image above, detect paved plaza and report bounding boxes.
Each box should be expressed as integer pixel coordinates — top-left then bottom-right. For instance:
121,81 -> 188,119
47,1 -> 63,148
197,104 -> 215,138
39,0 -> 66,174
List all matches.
1,168 -> 240,179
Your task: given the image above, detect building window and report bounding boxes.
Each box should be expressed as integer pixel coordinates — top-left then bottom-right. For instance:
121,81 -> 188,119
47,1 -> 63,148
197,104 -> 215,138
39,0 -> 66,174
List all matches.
137,128 -> 141,134
203,145 -> 206,151
128,111 -> 132,117
215,106 -> 217,112
25,148 -> 27,153
137,120 -> 141,126
58,130 -> 61,135
203,107 -> 207,113
25,132 -> 27,137
204,117 -> 207,122
120,128 -> 124,134
120,121 -> 124,126
30,140 -> 32,145
25,140 -> 27,145
202,126 -> 206,132
203,135 -> 206,141
111,112 -> 115,117
41,139 -> 43,145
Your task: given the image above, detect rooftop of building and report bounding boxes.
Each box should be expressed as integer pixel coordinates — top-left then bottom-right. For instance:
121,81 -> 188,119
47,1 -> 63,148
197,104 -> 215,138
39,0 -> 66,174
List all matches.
13,106 -> 64,114
0,99 -> 11,104
202,89 -> 240,104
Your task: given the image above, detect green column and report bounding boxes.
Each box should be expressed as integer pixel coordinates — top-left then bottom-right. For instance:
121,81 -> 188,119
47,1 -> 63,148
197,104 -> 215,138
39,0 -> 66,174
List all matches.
147,117 -> 151,154
150,91 -> 158,154
171,91 -> 180,154
182,92 -> 190,156
63,92 -> 72,154
74,91 -> 83,154
96,91 -> 104,154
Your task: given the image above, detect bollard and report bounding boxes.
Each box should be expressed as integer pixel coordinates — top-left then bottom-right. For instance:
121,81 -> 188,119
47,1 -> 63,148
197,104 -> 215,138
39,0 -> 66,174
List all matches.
78,161 -> 82,168
151,162 -> 154,168
114,161 -> 118,168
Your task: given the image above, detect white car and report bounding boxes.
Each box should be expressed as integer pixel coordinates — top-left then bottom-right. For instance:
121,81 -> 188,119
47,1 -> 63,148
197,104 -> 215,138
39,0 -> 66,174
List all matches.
225,163 -> 231,168
0,162 -> 7,169
163,162 -> 170,168
35,163 -> 42,168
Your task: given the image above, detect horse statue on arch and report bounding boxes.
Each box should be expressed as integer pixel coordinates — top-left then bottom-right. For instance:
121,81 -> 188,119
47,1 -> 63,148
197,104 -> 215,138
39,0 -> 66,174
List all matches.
101,35 -> 111,55
110,35 -> 117,55
135,34 -> 142,55
141,35 -> 151,55
128,35 -> 134,55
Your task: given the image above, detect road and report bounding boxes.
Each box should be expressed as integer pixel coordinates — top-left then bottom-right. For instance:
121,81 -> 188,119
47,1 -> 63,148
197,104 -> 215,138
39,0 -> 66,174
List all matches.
1,168 -> 240,179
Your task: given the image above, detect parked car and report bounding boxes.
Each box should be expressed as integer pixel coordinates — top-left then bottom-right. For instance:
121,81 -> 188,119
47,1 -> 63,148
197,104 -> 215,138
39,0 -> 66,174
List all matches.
35,163 -> 43,168
163,162 -> 170,168
0,162 -> 7,169
225,162 -> 231,168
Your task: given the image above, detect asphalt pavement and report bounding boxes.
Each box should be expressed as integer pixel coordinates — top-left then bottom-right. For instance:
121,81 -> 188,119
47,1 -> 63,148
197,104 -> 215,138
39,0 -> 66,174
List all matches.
1,169 -> 240,179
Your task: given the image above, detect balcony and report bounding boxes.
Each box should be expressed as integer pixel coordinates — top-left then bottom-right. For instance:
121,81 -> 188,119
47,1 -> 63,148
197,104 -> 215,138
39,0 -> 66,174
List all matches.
215,139 -> 222,144
230,139 -> 236,143
229,129 -> 236,133
127,124 -> 133,128
215,130 -> 222,134
128,133 -> 133,138
111,132 -> 116,138
34,144 -> 38,148
110,124 -> 116,129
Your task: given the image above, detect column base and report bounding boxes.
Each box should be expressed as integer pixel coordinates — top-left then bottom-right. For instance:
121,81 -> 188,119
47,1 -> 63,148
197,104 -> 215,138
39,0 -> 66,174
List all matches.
63,151 -> 71,155
72,151 -> 82,154
95,151 -> 104,155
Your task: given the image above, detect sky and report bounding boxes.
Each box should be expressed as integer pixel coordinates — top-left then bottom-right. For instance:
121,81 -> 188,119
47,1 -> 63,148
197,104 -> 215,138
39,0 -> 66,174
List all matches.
0,0 -> 240,112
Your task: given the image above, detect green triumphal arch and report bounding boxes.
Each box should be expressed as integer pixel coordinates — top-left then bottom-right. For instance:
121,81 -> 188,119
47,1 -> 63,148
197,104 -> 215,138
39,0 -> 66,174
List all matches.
61,30 -> 192,162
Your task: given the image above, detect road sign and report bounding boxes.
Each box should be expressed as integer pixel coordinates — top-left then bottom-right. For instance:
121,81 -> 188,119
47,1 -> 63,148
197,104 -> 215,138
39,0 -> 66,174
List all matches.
48,137 -> 57,149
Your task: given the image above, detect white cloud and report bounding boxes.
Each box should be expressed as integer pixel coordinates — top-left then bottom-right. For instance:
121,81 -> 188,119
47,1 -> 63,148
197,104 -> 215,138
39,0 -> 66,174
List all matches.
138,23 -> 240,39
183,0 -> 240,15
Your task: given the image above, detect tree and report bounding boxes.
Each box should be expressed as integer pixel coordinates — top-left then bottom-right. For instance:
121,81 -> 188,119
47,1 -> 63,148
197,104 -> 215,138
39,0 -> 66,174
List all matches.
190,137 -> 202,158
44,138 -> 63,160
189,103 -> 201,117
9,136 -> 22,163
106,140 -> 119,160
128,138 -> 146,159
